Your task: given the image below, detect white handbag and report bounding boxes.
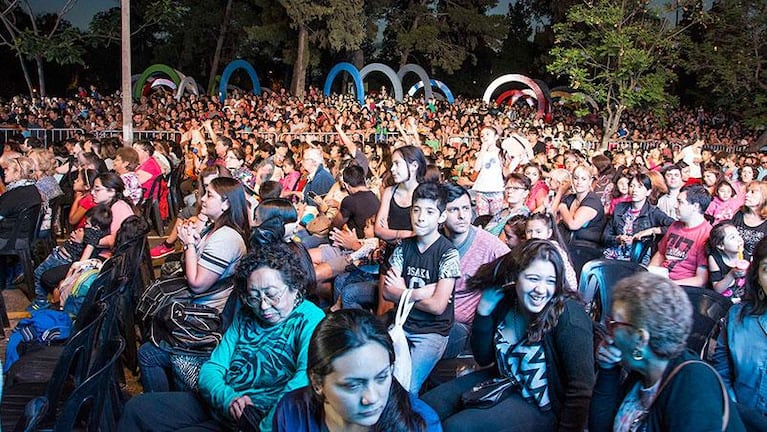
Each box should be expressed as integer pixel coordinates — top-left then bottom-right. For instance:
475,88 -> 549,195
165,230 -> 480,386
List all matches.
388,288 -> 415,390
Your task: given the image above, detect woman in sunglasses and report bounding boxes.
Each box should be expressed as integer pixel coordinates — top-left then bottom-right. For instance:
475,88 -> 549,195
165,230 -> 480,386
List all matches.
120,242 -> 325,432
590,272 -> 744,432
422,240 -> 594,431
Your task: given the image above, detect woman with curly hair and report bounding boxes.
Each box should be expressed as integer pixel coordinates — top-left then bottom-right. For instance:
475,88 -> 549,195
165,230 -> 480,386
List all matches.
273,309 -> 441,431
422,240 -> 595,432
119,242 -> 325,432
591,272 -> 744,431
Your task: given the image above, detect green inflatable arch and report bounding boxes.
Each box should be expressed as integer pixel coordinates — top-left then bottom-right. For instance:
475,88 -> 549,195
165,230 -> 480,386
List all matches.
133,64 -> 181,100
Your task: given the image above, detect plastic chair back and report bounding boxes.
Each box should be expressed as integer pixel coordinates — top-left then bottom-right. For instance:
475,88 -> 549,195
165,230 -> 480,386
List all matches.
52,338 -> 125,432
578,259 -> 647,323
684,287 -> 732,359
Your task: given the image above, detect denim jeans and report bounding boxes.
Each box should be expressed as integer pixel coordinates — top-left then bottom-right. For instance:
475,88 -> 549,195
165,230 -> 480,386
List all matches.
138,342 -> 175,393
334,269 -> 378,310
406,331 -> 449,394
33,247 -> 71,302
117,391 -> 222,432
442,322 -> 472,360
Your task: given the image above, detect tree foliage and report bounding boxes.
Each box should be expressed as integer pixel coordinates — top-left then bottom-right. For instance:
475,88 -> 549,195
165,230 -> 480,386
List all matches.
548,0 -> 707,147
383,0 -> 504,74
682,0 -> 767,128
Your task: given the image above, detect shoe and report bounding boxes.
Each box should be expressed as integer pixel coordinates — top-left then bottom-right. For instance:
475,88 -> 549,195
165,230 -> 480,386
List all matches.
151,243 -> 176,259
27,299 -> 51,312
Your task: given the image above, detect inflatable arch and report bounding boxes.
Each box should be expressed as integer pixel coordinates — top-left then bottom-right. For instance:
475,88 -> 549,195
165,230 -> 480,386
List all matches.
150,78 -> 177,90
133,64 -> 181,100
176,76 -> 200,100
219,60 -> 262,103
408,79 -> 455,104
397,64 -> 433,102
483,74 -> 547,118
359,63 -> 404,102
323,62 -> 365,105
534,79 -> 552,114
496,89 -> 538,106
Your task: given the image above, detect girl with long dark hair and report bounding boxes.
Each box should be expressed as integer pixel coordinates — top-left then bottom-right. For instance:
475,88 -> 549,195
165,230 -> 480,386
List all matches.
273,309 -> 441,431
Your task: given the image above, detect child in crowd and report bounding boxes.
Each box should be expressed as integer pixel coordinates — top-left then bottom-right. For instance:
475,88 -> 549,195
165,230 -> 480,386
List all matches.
524,212 -> 578,290
705,179 -> 741,225
29,204 -> 113,311
707,222 -> 748,299
502,215 -> 527,249
382,182 -> 461,394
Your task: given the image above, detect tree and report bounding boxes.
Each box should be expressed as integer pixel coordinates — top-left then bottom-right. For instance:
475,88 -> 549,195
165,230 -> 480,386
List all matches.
0,0 -> 84,96
548,0 -> 708,149
683,0 -> 767,130
383,0 -> 504,74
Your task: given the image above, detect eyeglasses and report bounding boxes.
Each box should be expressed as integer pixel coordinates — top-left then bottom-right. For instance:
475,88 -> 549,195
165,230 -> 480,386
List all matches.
606,317 -> 637,334
505,185 -> 526,191
242,286 -> 288,307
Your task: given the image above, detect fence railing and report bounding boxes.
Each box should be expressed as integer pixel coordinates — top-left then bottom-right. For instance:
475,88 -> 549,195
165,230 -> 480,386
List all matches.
0,128 -> 85,146
91,130 -> 183,143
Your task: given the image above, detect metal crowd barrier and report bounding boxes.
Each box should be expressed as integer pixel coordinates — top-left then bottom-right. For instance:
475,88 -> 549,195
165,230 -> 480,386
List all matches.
0,128 -> 85,146
90,130 -> 182,143
235,131 -> 279,145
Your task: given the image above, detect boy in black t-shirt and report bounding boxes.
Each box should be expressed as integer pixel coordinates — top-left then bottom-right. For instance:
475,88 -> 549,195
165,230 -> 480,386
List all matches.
384,182 -> 461,394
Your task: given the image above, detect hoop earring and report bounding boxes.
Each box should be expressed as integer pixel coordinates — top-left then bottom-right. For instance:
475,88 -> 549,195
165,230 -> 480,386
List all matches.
631,348 -> 644,361
294,290 -> 304,307
758,288 -> 766,302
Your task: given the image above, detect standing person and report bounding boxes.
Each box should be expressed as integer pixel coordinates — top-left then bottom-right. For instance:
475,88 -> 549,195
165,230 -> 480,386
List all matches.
731,181 -> 767,259
471,126 -> 505,216
713,236 -> 767,432
273,309 -> 442,432
422,240 -> 595,432
440,183 -> 509,359
590,272 -> 744,432
374,145 -> 424,315
657,164 -> 684,220
648,184 -> 712,288
556,164 -> 606,275
382,182 -> 461,394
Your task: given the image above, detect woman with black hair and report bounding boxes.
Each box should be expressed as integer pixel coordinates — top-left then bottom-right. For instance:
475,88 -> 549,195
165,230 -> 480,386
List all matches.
422,240 -> 595,432
273,309 -> 441,431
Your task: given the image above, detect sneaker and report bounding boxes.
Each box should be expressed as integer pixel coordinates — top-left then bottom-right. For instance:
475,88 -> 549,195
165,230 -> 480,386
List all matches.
27,299 -> 51,312
151,243 -> 176,259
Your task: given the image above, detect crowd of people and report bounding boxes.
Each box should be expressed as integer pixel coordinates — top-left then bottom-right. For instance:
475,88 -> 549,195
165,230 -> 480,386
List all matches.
1,86 -> 766,431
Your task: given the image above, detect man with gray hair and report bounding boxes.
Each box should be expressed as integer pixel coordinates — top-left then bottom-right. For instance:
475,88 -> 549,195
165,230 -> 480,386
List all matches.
301,147 -> 334,206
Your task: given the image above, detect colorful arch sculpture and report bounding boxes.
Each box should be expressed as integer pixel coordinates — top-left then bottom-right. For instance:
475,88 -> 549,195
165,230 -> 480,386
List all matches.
175,76 -> 200,100
407,80 -> 455,104
323,62 -> 365,105
483,74 -> 547,118
133,64 -> 181,100
397,64 -> 433,102
219,60 -> 262,103
496,89 -> 538,106
359,63 -> 404,102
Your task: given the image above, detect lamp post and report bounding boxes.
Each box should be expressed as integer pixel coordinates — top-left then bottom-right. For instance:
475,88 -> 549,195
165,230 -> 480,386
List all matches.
121,0 -> 133,146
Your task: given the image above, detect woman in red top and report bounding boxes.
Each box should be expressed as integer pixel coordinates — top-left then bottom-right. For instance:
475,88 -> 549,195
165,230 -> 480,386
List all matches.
133,140 -> 162,200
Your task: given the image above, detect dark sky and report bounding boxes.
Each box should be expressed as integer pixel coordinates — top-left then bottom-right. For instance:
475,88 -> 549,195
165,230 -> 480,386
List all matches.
35,0 -> 116,30
38,0 -> 514,30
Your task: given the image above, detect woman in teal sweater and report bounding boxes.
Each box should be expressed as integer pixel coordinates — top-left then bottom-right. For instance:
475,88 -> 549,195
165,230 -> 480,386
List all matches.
118,242 -> 325,432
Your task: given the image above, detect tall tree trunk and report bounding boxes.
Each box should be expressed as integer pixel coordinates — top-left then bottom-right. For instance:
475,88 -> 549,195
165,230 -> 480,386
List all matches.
290,24 -> 308,99
18,56 -> 34,97
352,48 -> 364,69
208,0 -> 234,94
34,55 -> 46,97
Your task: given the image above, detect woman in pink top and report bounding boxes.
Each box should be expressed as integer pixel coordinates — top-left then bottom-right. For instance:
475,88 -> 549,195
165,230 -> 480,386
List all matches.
133,140 -> 162,200
523,163 -> 549,213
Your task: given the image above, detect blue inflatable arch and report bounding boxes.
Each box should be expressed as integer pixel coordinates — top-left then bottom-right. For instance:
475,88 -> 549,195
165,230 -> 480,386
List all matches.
408,79 -> 455,104
397,64 -> 433,102
219,60 -> 262,103
323,62 -> 365,105
359,63 -> 404,102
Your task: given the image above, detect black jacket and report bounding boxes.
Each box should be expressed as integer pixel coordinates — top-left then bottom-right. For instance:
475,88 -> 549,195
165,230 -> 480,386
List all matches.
589,350 -> 746,432
602,201 -> 675,246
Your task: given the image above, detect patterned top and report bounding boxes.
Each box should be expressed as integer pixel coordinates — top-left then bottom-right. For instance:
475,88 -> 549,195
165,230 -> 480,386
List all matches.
495,319 -> 551,410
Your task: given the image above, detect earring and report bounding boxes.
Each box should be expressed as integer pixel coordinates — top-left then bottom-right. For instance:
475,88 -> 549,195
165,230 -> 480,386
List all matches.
758,289 -> 766,301
631,347 -> 644,361
294,291 -> 304,307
